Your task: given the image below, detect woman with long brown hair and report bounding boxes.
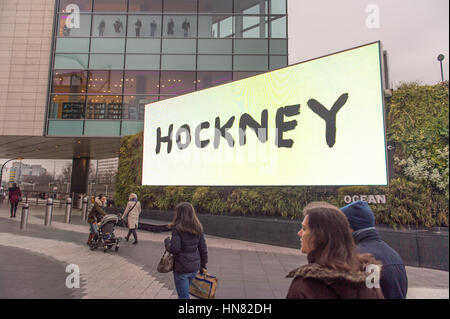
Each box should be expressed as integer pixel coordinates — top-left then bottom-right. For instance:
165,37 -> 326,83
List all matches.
286,202 -> 384,299
164,202 -> 208,299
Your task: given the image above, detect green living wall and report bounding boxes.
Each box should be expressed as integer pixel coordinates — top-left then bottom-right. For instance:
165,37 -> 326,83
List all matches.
115,82 -> 449,228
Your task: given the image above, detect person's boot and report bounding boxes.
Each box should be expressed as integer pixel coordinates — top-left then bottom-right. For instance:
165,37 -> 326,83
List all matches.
87,233 -> 94,245
132,239 -> 138,245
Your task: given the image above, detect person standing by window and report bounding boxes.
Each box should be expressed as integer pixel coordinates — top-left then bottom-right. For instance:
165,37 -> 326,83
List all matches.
164,202 -> 208,299
8,183 -> 22,218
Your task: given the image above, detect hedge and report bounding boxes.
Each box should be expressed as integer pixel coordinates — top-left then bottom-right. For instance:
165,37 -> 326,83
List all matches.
115,82 -> 449,228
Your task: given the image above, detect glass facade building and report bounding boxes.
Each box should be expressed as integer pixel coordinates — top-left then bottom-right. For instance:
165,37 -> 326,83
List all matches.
47,0 -> 288,137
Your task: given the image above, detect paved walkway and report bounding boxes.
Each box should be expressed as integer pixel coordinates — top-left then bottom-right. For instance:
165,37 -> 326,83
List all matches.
0,203 -> 448,299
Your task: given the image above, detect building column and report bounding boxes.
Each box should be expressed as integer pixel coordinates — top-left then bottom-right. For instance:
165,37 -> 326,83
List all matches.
70,157 -> 90,194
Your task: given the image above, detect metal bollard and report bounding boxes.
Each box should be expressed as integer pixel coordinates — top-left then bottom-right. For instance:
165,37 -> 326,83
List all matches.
20,204 -> 29,230
81,197 -> 89,221
45,198 -> 53,226
65,197 -> 72,224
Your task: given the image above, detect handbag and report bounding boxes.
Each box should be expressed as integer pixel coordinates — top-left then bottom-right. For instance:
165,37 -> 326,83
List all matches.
157,249 -> 174,273
189,271 -> 218,299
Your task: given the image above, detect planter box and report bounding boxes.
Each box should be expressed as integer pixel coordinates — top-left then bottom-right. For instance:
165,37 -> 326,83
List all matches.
106,207 -> 449,271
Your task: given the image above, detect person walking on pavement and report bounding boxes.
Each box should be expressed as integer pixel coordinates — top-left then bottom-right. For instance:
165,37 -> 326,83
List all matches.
164,202 -> 208,299
8,183 -> 22,218
286,202 -> 384,299
122,193 -> 141,244
341,200 -> 408,299
86,194 -> 107,245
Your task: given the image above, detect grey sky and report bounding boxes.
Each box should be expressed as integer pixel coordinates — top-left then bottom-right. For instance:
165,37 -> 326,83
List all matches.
288,0 -> 449,86
2,0 -> 449,175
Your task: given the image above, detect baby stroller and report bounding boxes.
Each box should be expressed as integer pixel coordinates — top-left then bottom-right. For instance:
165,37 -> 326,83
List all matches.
89,214 -> 121,252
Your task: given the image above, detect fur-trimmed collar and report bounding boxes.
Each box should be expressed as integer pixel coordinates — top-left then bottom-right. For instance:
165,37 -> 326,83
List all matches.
286,262 -> 382,287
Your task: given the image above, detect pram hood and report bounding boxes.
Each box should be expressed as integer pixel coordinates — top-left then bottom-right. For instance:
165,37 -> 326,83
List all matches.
100,214 -> 118,225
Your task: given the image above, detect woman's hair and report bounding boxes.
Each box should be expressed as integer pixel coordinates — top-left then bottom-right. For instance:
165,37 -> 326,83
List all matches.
129,193 -> 137,200
170,202 -> 203,235
303,201 -> 370,272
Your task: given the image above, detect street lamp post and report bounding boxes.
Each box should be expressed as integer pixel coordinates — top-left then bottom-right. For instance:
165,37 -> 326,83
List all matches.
0,158 -> 23,188
437,54 -> 445,82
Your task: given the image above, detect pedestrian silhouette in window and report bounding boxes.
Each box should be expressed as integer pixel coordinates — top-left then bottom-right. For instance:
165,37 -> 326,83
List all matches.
135,18 -> 142,37
63,24 -> 71,36
168,18 -> 174,36
98,19 -> 106,37
182,18 -> 190,37
113,18 -> 123,34
150,20 -> 157,37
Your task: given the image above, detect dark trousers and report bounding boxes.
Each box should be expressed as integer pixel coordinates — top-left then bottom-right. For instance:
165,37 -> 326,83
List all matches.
10,202 -> 18,217
126,229 -> 137,241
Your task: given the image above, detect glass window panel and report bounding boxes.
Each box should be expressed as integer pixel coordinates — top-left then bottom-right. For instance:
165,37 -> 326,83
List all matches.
91,38 -> 125,53
50,95 -> 86,119
121,121 -> 145,136
128,15 -> 162,37
161,55 -> 196,71
59,0 -> 92,12
87,70 -> 124,94
89,54 -> 124,69
122,96 -> 158,120
84,121 -> 121,136
162,39 -> 196,54
124,71 -> 159,94
86,96 -> 123,119
234,55 -> 268,71
163,15 -> 197,38
54,54 -> 89,69
269,55 -> 287,70
233,71 -> 263,80
55,38 -> 90,53
270,16 -> 286,38
234,39 -> 268,54
129,0 -> 162,12
234,0 -> 268,14
197,55 -> 232,71
198,39 -> 232,54
57,13 -> 91,37
48,120 -> 84,136
160,71 -> 195,95
235,15 -> 268,38
164,0 -> 197,13
125,55 -> 160,70
127,38 -> 161,53
197,71 -> 232,90
199,0 -> 232,14
270,39 -> 287,55
271,0 -> 287,14
92,15 -> 126,37
53,70 -> 88,94
93,0 -> 127,12
199,15 -> 233,38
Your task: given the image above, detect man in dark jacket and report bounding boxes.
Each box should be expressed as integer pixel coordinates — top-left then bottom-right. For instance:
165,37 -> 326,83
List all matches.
8,183 -> 22,218
341,200 -> 408,299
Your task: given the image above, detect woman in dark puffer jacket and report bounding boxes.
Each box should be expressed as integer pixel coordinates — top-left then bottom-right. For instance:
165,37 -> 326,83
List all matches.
165,202 -> 208,299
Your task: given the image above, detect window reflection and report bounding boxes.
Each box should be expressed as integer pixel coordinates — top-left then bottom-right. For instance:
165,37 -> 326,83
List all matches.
87,70 -> 124,94
129,0 -> 162,12
236,15 -> 268,38
197,72 -> 232,90
233,71 -> 263,81
199,0 -> 232,14
86,95 -> 123,119
93,15 -> 126,37
124,71 -> 159,95
270,16 -> 286,38
234,0 -> 268,14
50,95 -> 85,119
199,16 -> 233,38
163,16 -> 197,37
123,96 -> 158,120
128,15 -> 162,37
93,0 -> 127,12
160,71 -> 195,95
164,0 -> 197,13
53,70 -> 87,93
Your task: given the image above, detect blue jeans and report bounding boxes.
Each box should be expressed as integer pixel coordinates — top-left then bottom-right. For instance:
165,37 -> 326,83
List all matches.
89,222 -> 99,235
173,271 -> 197,299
